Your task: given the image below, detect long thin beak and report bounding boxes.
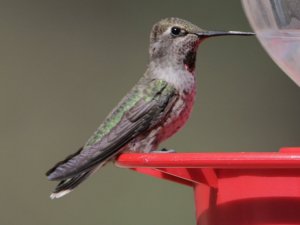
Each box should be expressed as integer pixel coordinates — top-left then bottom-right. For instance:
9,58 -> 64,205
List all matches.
196,30 -> 255,38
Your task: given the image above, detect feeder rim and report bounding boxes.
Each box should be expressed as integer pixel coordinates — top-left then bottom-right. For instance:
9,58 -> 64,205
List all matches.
116,148 -> 300,169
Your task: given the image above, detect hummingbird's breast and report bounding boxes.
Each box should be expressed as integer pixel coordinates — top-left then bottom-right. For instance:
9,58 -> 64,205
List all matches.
127,81 -> 196,153
127,65 -> 196,153
157,86 -> 196,143
152,65 -> 197,144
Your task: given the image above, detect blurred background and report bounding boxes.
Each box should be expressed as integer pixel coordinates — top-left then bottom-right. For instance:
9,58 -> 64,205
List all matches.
1,0 -> 299,225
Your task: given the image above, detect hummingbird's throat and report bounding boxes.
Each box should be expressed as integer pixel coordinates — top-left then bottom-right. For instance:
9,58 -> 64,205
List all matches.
183,50 -> 197,73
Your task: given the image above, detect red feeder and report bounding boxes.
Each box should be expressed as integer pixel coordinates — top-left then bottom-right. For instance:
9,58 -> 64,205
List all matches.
117,147 -> 300,225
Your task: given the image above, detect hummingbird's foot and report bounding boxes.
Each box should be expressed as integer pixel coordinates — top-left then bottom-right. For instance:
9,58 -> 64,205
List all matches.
151,148 -> 176,153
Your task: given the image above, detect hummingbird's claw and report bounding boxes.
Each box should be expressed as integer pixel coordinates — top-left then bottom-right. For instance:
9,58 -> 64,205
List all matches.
151,148 -> 176,153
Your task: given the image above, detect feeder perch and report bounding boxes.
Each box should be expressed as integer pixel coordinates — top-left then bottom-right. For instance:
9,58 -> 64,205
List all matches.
117,147 -> 300,225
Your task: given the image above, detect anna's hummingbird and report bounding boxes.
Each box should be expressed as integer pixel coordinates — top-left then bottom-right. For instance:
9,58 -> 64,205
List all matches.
46,17 -> 254,198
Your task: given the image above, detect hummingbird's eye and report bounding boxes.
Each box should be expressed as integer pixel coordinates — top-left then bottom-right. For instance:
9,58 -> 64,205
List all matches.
171,27 -> 182,36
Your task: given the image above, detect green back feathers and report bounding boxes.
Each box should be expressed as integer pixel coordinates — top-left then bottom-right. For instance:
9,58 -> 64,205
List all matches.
84,79 -> 174,148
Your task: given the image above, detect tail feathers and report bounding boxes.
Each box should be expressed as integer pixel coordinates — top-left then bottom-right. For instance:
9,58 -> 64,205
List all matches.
47,145 -> 111,199
50,169 -> 94,199
46,147 -> 84,181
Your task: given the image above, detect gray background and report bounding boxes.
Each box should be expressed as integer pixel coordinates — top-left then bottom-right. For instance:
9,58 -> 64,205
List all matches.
1,0 -> 299,225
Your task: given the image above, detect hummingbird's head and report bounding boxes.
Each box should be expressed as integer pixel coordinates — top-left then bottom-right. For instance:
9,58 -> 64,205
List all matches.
149,17 -> 254,72
149,18 -> 203,71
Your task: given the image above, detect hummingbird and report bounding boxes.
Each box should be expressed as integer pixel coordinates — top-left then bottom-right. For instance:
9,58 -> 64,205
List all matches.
46,17 -> 254,199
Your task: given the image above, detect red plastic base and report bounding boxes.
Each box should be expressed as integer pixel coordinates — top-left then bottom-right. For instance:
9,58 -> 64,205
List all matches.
117,148 -> 300,225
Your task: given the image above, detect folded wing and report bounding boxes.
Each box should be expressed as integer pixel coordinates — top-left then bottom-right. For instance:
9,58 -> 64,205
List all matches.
46,79 -> 178,181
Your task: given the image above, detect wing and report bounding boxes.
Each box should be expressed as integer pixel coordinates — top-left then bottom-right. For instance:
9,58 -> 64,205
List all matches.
47,79 -> 178,181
